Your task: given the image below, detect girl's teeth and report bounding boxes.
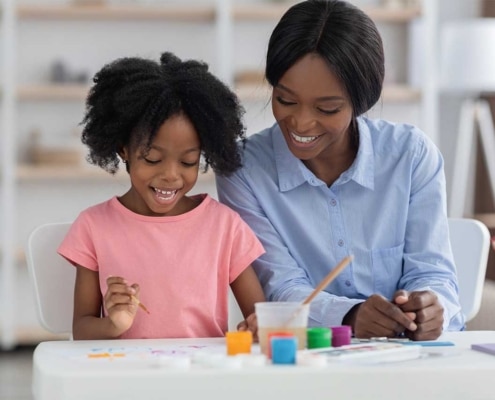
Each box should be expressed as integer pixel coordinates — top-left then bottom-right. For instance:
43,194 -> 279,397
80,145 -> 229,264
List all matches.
154,188 -> 177,200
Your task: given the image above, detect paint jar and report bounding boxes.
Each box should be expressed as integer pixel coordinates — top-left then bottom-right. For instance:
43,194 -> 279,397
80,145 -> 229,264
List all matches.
331,325 -> 352,347
307,327 -> 332,349
225,331 -> 253,355
267,331 -> 295,359
271,336 -> 298,365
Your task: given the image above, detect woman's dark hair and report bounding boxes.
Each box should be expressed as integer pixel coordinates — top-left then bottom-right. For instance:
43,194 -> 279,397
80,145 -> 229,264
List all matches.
81,52 -> 245,175
265,0 -> 384,117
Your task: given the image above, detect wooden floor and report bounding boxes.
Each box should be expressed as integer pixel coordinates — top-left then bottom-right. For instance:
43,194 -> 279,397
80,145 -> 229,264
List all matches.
0,346 -> 34,400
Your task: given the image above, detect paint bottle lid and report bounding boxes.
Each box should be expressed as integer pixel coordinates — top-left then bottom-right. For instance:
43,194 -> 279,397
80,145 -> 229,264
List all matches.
267,331 -> 295,359
225,331 -> 253,355
331,325 -> 352,347
271,337 -> 298,365
306,327 -> 332,349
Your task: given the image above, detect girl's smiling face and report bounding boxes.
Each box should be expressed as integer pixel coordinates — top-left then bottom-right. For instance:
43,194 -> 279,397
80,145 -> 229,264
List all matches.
120,113 -> 201,217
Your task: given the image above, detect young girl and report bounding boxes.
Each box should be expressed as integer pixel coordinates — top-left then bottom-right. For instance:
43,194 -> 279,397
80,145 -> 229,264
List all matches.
58,52 -> 266,340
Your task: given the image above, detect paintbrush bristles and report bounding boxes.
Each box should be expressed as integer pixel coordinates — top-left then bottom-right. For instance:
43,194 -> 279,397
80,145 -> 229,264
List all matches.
131,295 -> 150,314
302,255 -> 354,305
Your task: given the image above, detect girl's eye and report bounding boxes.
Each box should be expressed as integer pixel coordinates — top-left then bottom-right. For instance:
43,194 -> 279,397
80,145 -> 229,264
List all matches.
276,96 -> 296,106
317,108 -> 341,115
144,158 -> 160,164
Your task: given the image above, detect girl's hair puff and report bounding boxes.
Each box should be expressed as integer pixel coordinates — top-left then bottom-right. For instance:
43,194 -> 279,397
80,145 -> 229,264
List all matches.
81,52 -> 246,175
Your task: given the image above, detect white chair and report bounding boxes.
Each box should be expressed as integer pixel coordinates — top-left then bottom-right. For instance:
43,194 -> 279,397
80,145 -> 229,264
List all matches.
26,222 -> 74,335
26,222 -> 244,334
448,217 -> 491,322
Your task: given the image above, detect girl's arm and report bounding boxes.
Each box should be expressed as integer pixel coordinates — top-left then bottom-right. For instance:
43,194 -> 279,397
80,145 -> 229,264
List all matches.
230,265 -> 265,340
72,266 -> 138,339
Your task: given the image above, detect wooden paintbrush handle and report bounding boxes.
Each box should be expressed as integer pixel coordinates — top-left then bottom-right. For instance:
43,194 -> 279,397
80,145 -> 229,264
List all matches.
302,255 -> 354,305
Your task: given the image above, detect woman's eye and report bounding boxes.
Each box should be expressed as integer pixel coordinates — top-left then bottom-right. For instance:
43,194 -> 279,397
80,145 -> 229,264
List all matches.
318,108 -> 340,115
276,96 -> 296,106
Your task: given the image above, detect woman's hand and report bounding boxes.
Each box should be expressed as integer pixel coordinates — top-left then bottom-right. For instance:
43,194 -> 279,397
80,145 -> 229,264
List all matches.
344,294 -> 417,338
394,290 -> 444,341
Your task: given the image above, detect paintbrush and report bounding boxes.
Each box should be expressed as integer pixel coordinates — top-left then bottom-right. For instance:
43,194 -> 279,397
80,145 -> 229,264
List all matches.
131,295 -> 150,314
302,255 -> 354,305
284,255 -> 354,326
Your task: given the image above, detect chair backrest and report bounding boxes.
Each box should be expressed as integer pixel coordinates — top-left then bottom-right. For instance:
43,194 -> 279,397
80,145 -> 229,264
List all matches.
26,222 -> 74,334
26,222 -> 244,334
448,217 -> 491,322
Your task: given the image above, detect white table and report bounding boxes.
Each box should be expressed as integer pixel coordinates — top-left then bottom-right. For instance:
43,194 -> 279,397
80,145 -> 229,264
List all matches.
32,331 -> 495,400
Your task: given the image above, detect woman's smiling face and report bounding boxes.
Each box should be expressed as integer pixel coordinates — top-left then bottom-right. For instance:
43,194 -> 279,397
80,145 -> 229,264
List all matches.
271,53 -> 354,162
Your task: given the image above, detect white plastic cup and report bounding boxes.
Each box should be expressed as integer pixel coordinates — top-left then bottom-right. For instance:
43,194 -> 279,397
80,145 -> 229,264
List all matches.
255,301 -> 310,356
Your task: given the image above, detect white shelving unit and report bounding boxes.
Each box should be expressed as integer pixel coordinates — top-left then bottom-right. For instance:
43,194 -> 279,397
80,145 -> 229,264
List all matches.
0,0 -> 438,349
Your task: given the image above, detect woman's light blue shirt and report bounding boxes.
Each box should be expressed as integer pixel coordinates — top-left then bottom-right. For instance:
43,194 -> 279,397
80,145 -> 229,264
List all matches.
216,117 -> 464,330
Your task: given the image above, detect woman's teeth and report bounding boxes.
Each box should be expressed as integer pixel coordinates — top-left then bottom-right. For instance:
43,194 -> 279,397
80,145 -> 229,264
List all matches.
291,132 -> 319,143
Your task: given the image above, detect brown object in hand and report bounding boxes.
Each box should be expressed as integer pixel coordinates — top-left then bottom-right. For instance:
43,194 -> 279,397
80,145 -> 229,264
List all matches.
131,295 -> 150,314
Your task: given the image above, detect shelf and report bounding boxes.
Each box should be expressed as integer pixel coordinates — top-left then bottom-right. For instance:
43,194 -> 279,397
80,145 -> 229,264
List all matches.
18,82 -> 420,103
236,82 -> 420,103
233,3 -> 421,22
382,84 -> 421,102
16,3 -> 420,22
16,164 -> 215,183
18,84 -> 89,101
363,5 -> 422,22
17,4 -> 216,21
0,247 -> 25,265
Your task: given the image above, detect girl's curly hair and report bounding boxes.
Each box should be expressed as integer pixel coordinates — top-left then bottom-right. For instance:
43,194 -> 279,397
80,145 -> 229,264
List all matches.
81,52 -> 246,176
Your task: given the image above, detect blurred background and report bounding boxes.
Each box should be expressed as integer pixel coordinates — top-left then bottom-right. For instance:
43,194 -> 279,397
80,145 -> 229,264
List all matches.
1,0 -> 495,398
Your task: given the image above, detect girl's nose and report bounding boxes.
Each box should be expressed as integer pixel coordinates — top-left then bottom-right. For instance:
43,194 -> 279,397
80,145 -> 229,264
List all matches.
158,162 -> 180,182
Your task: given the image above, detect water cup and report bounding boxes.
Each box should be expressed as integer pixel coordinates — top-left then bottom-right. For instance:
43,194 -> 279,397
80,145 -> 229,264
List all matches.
255,301 -> 310,356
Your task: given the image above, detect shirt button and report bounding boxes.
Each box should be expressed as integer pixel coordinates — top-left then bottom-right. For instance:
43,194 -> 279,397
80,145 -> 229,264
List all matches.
345,280 -> 351,287
338,239 -> 344,247
330,199 -> 337,206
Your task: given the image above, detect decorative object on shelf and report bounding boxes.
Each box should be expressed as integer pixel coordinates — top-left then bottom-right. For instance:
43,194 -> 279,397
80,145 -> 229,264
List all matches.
50,60 -> 89,84
440,19 -> 495,218
29,128 -> 84,166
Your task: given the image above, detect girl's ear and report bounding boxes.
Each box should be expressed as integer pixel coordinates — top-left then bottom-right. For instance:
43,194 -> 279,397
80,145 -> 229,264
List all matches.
118,147 -> 129,163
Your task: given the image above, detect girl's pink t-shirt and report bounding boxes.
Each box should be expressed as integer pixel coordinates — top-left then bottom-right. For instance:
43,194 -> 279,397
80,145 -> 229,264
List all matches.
58,194 -> 265,339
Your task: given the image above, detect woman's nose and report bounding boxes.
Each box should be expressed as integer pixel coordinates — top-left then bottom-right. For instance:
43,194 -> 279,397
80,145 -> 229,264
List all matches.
292,107 -> 317,133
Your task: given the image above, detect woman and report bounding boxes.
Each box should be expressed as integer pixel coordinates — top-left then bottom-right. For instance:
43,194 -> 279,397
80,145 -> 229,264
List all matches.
216,0 -> 464,340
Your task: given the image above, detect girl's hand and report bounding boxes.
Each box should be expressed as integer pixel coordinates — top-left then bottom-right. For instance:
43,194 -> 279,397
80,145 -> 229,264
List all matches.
104,276 -> 140,335
237,312 -> 259,342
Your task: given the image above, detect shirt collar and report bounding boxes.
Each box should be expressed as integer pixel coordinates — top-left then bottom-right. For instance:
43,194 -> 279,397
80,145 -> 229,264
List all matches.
271,117 -> 375,192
